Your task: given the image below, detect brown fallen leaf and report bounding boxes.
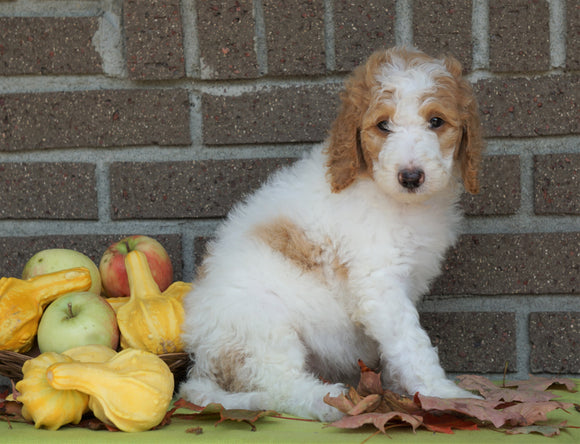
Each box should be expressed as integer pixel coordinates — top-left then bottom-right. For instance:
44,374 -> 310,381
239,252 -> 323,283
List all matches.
0,399 -> 31,425
419,412 -> 479,434
171,398 -> 278,431
503,375 -> 578,393
71,416 -> 119,431
457,374 -> 561,403
327,411 -> 423,433
353,360 -> 418,414
415,394 -> 512,428
325,362 -> 578,437
505,422 -> 568,437
186,426 -> 204,434
356,359 -> 384,396
501,400 -> 574,426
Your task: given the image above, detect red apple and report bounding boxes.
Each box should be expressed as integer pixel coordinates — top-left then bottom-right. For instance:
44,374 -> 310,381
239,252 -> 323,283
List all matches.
37,292 -> 119,354
99,235 -> 173,297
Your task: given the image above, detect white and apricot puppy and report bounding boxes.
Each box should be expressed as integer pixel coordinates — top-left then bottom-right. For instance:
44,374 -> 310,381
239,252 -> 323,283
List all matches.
180,47 -> 483,421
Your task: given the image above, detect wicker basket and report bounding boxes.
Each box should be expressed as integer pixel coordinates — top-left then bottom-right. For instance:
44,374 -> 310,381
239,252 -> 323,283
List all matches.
0,350 -> 33,381
0,350 -> 191,385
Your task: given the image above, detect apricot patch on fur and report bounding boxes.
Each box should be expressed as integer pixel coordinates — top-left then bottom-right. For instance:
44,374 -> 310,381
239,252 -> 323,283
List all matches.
255,217 -> 323,272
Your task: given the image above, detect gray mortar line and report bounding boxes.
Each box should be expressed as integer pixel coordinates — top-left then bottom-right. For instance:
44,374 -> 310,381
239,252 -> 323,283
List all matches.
180,0 -> 201,79
395,0 -> 414,47
324,0 -> 336,72
548,0 -> 567,69
472,0 -> 490,71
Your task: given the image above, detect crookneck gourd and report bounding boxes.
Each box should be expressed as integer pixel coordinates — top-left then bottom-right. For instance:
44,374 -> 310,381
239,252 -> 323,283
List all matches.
15,352 -> 89,430
0,268 -> 92,352
46,348 -> 174,432
115,250 -> 190,354
62,344 -> 118,362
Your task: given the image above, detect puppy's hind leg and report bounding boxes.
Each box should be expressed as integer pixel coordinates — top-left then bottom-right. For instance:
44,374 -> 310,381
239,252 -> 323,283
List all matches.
181,326 -> 347,422
179,369 -> 345,422
244,328 -> 347,422
179,375 -> 269,411
268,373 -> 347,422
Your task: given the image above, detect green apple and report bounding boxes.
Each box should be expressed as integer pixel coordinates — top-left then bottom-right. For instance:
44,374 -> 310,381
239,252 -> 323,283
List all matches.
37,292 -> 119,354
22,248 -> 102,295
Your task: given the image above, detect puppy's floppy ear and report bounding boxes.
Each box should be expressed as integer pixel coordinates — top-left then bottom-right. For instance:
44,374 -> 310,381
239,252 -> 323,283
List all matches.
325,88 -> 364,193
445,56 -> 484,194
325,50 -> 386,193
458,95 -> 483,194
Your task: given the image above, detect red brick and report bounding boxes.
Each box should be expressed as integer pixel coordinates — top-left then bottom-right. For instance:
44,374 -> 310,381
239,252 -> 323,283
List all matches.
124,0 -> 185,79
529,312 -> 580,373
432,233 -> 579,295
109,158 -> 295,219
413,0 -> 472,71
461,155 -> 520,216
0,89 -> 190,151
421,312 -> 517,373
263,0 -> 326,76
0,17 -> 102,75
475,75 -> 579,137
0,234 -> 183,281
202,84 -> 341,145
196,0 -> 259,79
489,0 -> 550,72
333,0 -> 396,72
534,154 -> 580,215
0,163 -> 97,219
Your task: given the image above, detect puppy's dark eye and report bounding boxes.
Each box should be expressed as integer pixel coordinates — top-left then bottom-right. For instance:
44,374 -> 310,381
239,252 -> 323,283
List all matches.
377,120 -> 391,133
429,117 -> 445,129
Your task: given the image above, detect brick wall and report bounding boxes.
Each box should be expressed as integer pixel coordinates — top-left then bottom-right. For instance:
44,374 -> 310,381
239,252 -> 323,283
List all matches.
0,0 -> 578,381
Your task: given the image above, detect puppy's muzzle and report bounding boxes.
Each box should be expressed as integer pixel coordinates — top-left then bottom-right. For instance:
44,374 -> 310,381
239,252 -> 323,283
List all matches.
398,168 -> 425,190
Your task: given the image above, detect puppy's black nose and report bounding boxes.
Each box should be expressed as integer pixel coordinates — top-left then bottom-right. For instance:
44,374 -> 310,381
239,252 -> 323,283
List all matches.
398,168 -> 425,189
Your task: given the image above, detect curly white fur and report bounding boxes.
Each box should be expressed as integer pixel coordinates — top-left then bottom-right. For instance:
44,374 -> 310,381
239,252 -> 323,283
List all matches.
180,47 -> 484,422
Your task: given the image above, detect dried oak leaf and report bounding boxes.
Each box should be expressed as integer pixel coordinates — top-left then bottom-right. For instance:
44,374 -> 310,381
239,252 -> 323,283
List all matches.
415,394 -> 509,428
417,393 -> 573,429
420,412 -> 479,434
325,363 -> 578,436
356,359 -> 384,396
354,360 -> 418,414
503,375 -> 578,393
71,416 -> 119,431
325,390 -> 479,435
0,399 -> 31,425
457,374 -> 574,403
171,397 -> 277,431
506,422 -> 568,437
186,426 -> 204,434
329,411 -> 423,433
500,400 -> 574,427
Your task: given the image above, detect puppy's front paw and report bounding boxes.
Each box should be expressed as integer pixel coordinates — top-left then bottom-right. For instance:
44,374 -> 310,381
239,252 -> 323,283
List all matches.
307,383 -> 347,422
420,380 -> 481,399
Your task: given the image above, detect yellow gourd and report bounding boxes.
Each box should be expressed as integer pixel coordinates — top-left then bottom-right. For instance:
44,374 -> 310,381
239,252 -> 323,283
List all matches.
104,296 -> 128,313
63,344 -> 118,362
107,280 -> 190,314
0,268 -> 92,352
46,348 -> 174,432
15,352 -> 89,430
116,251 -> 190,354
163,280 -> 192,303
